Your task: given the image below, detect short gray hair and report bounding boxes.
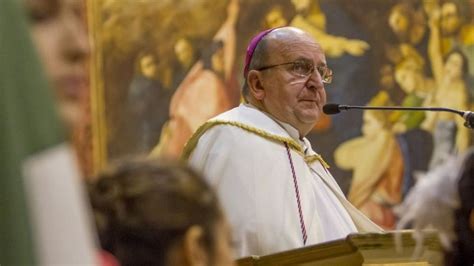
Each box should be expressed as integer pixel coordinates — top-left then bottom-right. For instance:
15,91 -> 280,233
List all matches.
242,37 -> 270,100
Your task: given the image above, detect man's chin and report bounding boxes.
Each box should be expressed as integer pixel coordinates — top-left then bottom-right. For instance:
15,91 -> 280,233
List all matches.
298,117 -> 319,133
297,110 -> 320,124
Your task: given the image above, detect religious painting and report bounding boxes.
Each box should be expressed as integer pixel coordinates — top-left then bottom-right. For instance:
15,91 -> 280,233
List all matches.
88,0 -> 474,230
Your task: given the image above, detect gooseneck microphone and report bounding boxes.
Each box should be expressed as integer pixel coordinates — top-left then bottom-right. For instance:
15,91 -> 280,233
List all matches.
323,103 -> 474,129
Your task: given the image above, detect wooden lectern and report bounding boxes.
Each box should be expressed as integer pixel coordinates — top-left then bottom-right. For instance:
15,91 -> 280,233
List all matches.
237,230 -> 443,266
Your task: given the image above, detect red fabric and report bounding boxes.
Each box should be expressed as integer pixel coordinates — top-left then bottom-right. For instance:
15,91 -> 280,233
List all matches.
98,250 -> 120,266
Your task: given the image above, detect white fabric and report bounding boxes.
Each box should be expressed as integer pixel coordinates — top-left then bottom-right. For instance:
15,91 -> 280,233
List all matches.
188,104 -> 382,257
395,148 -> 473,254
22,144 -> 98,266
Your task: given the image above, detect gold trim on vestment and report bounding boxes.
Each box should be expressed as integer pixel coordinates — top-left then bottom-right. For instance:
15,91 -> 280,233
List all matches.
181,120 -> 330,168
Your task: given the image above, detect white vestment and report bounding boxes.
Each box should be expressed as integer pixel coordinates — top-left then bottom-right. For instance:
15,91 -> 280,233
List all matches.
184,104 -> 383,258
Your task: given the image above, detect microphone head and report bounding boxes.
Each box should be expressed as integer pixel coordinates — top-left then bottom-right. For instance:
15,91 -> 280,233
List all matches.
323,103 -> 341,115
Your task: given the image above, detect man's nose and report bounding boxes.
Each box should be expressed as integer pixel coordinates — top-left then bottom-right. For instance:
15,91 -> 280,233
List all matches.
305,68 -> 324,90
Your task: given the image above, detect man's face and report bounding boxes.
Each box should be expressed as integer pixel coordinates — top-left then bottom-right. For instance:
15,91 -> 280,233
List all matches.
258,32 -> 327,134
445,52 -> 464,80
140,55 -> 158,78
395,66 -> 419,93
389,9 -> 409,35
174,38 -> 194,68
441,3 -> 461,36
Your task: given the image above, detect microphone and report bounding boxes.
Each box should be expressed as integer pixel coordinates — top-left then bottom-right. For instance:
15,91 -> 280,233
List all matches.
323,103 -> 474,129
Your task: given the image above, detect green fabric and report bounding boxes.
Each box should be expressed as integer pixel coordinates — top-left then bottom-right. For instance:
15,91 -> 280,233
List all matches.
390,93 -> 426,130
0,0 -> 65,264
400,94 -> 426,130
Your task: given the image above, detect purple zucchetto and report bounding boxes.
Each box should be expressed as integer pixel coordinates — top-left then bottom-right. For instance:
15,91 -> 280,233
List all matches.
243,27 -> 279,78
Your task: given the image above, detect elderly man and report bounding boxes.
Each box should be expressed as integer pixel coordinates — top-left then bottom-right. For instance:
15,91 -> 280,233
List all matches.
183,27 -> 382,257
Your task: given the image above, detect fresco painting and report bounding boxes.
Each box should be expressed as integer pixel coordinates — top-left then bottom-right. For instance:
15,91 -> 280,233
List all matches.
89,0 -> 474,229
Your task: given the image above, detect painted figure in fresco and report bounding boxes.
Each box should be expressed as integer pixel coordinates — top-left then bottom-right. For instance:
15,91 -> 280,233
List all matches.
384,1 -> 428,80
422,49 -> 471,152
151,0 -> 239,158
151,41 -> 232,158
290,0 -> 370,58
390,56 -> 434,133
212,0 -> 240,104
384,1 -> 427,94
335,105 -> 404,230
388,2 -> 426,46
377,64 -> 405,105
174,37 -> 196,71
422,6 -> 471,153
438,1 -> 474,55
388,56 -> 436,195
128,52 -> 171,153
335,88 -> 435,229
172,37 -> 198,90
437,0 -> 474,96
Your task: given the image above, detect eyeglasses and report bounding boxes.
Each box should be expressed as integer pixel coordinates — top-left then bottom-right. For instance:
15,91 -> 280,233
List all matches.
257,60 -> 333,84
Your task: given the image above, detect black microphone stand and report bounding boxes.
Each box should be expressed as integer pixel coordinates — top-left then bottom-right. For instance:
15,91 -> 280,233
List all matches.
335,105 -> 474,129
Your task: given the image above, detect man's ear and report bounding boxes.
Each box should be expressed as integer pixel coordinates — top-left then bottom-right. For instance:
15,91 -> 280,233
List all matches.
183,225 -> 208,266
247,70 -> 265,101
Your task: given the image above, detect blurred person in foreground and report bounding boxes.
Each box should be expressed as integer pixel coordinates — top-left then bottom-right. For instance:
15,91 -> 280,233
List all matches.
24,0 -> 92,176
183,27 -> 382,258
1,0 -> 95,264
89,159 -> 236,266
396,147 -> 474,265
